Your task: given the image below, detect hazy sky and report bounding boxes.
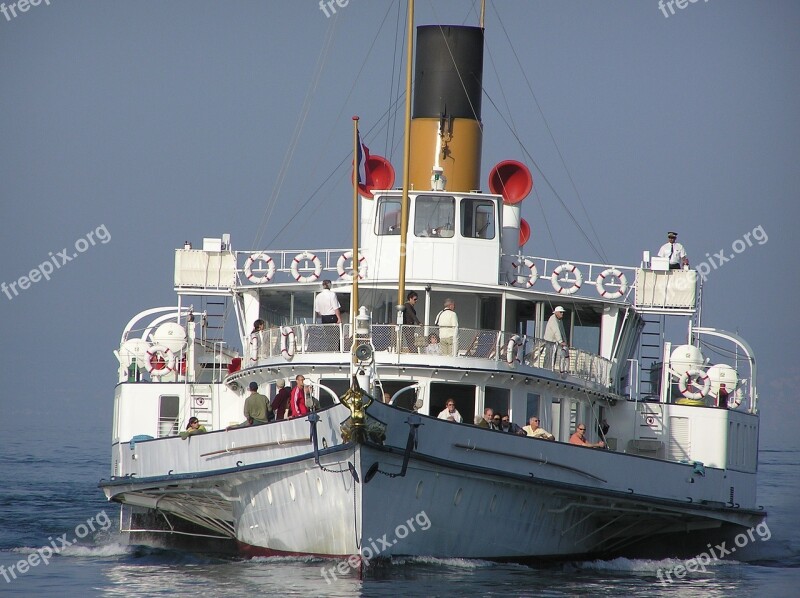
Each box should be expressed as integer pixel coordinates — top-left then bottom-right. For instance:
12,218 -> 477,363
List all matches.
1,1 -> 798,452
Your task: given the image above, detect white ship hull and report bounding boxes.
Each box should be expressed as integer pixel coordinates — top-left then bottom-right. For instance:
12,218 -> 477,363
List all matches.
102,400 -> 762,560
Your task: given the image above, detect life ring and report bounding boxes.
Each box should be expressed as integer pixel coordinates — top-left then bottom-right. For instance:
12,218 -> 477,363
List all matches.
551,263 -> 583,295
280,326 -> 296,361
679,369 -> 711,400
146,345 -> 175,378
728,388 -> 744,409
595,268 -> 628,299
336,251 -> 367,281
290,251 -> 323,283
244,252 -> 276,284
511,259 -> 538,288
505,335 -> 522,367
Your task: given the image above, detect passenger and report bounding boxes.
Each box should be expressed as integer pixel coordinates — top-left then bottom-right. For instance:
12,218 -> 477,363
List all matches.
180,417 -> 207,439
425,333 -> 442,355
499,414 -> 525,435
477,407 -> 496,429
271,379 -> 291,421
249,319 -> 265,364
314,279 -> 342,324
492,414 -> 503,429
434,298 -> 458,356
717,383 -> 729,409
383,391 -> 392,404
303,379 -> 320,411
401,291 -> 421,352
544,306 -> 569,373
523,416 -> 555,441
569,423 -> 605,448
437,399 -> 463,423
244,381 -> 273,425
657,231 -> 689,270
289,375 -> 309,418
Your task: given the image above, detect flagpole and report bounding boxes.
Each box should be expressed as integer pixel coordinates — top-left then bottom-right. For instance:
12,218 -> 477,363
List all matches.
396,0 -> 414,310
351,116 -> 360,355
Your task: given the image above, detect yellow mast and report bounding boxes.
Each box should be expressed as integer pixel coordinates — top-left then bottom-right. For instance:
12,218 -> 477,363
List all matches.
396,0 -> 414,310
351,116 -> 360,353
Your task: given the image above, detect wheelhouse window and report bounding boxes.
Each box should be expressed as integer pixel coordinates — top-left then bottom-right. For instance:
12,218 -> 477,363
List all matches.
461,198 -> 495,239
414,195 -> 455,238
376,197 -> 401,235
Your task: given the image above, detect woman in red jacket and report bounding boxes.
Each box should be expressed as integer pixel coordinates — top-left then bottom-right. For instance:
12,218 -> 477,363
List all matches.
290,374 -> 308,418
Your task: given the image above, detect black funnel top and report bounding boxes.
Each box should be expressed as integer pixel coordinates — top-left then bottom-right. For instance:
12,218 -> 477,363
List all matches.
413,25 -> 484,120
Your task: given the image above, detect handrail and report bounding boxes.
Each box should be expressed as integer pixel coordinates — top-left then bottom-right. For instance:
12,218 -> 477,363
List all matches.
251,323 -> 614,390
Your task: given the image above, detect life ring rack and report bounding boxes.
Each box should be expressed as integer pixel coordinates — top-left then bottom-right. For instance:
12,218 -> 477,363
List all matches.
505,334 -> 522,367
337,251 -> 367,281
511,259 -> 538,288
678,369 -> 711,400
244,252 -> 276,284
146,344 -> 175,378
290,251 -> 323,283
280,327 -> 296,361
595,268 -> 628,299
551,263 -> 583,295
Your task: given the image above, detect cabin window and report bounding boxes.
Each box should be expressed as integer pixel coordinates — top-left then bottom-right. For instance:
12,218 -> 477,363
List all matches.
376,197 -> 401,235
158,395 -> 180,437
526,393 -> 541,422
430,382 -> 476,423
484,386 -> 510,420
571,305 -> 602,354
460,198 -> 495,239
414,195 -> 455,237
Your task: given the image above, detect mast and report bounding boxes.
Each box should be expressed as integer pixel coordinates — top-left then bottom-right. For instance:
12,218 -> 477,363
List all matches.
396,0 -> 415,309
351,116 -> 360,349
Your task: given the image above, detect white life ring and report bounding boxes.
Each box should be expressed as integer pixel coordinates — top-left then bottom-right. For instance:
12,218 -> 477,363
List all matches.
244,252 -> 276,284
336,251 -> 367,281
679,369 -> 711,400
505,335 -> 522,367
146,345 -> 175,378
595,268 -> 628,299
290,251 -> 323,283
551,263 -> 583,295
280,326 -> 296,361
511,259 -> 538,288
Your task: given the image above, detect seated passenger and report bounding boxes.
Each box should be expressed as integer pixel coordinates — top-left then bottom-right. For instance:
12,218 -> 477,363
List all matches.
437,399 -> 463,423
477,408 -> 496,429
499,414 -> 525,435
180,417 -> 207,440
569,423 -> 605,448
523,416 -> 555,440
425,333 -> 442,355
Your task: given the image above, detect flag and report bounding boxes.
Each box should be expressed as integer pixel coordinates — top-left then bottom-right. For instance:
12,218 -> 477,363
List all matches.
356,132 -> 372,188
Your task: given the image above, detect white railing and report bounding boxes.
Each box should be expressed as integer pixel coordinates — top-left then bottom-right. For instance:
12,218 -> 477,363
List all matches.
252,324 -> 614,389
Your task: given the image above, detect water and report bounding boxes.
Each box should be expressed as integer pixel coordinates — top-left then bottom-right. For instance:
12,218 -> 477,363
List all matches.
2,421 -> 798,597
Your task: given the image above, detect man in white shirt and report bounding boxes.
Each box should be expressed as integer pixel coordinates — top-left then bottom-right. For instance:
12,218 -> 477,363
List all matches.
435,298 -> 458,356
544,306 -> 568,372
657,231 -> 689,270
314,279 -> 342,324
437,399 -> 463,423
522,416 -> 555,440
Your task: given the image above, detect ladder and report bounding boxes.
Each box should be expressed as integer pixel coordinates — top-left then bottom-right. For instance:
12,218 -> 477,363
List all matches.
638,316 -> 664,400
